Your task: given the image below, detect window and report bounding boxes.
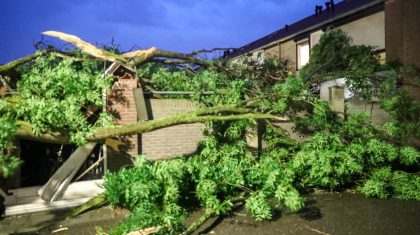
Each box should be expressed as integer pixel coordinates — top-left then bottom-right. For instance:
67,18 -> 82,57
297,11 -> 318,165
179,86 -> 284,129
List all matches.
297,40 -> 310,70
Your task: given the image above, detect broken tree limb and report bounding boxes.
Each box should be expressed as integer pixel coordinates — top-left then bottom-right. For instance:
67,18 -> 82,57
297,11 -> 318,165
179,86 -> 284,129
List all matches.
67,192 -> 108,218
122,47 -> 157,59
180,196 -> 245,235
188,47 -> 236,56
15,107 -> 288,144
126,227 -> 160,235
0,51 -> 47,75
43,31 -> 128,63
181,209 -> 215,235
130,49 -> 209,67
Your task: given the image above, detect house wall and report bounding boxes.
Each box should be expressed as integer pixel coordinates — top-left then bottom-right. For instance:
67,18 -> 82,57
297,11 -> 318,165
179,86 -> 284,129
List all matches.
264,44 -> 280,59
320,81 -> 393,125
141,99 -> 205,161
280,40 -> 297,72
385,0 -> 420,101
385,0 -> 420,69
339,11 -> 385,49
310,30 -> 324,49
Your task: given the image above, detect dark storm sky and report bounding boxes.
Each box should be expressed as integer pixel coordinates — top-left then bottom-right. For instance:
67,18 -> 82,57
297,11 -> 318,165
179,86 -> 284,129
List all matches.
0,0 -> 332,63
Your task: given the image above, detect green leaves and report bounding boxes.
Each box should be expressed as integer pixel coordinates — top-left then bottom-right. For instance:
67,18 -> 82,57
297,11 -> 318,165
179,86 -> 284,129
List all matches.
359,168 -> 420,200
0,154 -> 21,178
274,183 -> 305,212
0,115 -> 20,177
399,147 -> 420,166
245,191 -> 272,221
15,54 -> 111,144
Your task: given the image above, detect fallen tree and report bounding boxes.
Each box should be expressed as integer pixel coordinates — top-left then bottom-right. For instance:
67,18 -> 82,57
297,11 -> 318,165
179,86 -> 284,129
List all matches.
1,30 -> 419,234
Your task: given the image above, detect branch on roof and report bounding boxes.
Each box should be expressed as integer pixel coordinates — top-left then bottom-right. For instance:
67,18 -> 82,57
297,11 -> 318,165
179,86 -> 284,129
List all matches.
188,47 -> 237,56
130,49 -> 210,67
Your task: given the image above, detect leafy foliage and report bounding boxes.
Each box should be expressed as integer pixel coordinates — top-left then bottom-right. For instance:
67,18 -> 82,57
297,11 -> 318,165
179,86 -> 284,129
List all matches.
0,54 -> 113,177
16,55 -> 113,143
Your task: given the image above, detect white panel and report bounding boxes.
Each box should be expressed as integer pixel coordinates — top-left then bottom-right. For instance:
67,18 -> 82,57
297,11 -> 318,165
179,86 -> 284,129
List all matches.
297,41 -> 310,69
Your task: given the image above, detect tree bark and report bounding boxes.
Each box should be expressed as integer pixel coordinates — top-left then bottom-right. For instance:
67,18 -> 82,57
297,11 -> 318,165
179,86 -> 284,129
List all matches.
0,51 -> 47,75
15,108 -> 286,144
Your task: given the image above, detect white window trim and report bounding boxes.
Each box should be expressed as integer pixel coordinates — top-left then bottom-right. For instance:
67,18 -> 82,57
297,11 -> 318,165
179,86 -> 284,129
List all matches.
297,39 -> 310,70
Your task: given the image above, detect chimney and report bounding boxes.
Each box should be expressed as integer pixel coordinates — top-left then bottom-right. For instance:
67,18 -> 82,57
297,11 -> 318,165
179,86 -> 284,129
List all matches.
285,24 -> 289,31
330,0 -> 335,10
325,2 -> 331,11
315,5 -> 319,15
318,5 -> 324,13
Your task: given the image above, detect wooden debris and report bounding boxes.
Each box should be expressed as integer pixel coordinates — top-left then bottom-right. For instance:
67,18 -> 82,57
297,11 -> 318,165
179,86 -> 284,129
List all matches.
126,227 -> 159,235
122,47 -> 157,59
42,31 -> 127,62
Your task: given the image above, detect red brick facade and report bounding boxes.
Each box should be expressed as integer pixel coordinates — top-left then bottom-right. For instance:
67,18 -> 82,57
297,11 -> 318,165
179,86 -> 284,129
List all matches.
385,0 -> 420,100
106,72 -> 139,171
141,99 -> 205,160
385,0 -> 420,68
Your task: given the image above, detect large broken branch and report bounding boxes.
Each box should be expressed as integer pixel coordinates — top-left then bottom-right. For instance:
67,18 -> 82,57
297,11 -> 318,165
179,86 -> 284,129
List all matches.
42,31 -> 208,67
15,107 -> 287,144
42,31 -> 129,62
130,49 -> 209,67
188,47 -> 237,56
0,51 -> 47,75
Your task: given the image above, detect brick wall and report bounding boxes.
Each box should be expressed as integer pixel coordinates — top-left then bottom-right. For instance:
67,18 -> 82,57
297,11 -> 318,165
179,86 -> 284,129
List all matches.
385,0 -> 420,68
106,73 -> 138,171
264,44 -> 280,59
280,40 -> 297,73
141,99 -> 205,160
385,0 -> 420,101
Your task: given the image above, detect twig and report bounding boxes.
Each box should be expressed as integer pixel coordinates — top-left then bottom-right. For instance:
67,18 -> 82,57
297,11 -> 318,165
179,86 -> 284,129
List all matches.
74,156 -> 105,181
51,227 -> 68,233
188,47 -> 237,56
180,210 -> 215,235
303,225 -> 331,235
126,227 -> 160,235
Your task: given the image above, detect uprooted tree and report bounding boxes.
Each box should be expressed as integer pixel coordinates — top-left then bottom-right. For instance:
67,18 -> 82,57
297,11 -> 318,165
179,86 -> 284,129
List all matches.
0,29 -> 419,234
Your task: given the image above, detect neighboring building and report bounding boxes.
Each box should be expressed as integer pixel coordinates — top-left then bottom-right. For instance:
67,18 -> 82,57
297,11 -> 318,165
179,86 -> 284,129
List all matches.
228,0 -> 420,74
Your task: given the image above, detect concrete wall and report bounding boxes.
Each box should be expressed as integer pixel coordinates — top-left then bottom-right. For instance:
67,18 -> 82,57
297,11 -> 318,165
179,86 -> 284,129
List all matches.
141,99 -> 205,161
339,11 -> 385,49
320,80 -> 393,125
347,101 -> 393,125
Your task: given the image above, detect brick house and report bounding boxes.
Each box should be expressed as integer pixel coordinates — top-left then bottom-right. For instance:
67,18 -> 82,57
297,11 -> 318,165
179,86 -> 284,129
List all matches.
104,62 -> 205,172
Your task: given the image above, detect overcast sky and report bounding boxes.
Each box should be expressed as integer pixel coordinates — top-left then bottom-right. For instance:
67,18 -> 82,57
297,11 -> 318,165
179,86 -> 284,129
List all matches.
1,0 -> 333,63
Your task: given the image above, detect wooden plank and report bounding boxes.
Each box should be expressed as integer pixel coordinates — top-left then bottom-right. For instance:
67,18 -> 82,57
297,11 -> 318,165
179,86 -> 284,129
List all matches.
5,180 -> 104,206
3,197 -> 92,217
133,87 -> 149,121
40,142 -> 97,202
